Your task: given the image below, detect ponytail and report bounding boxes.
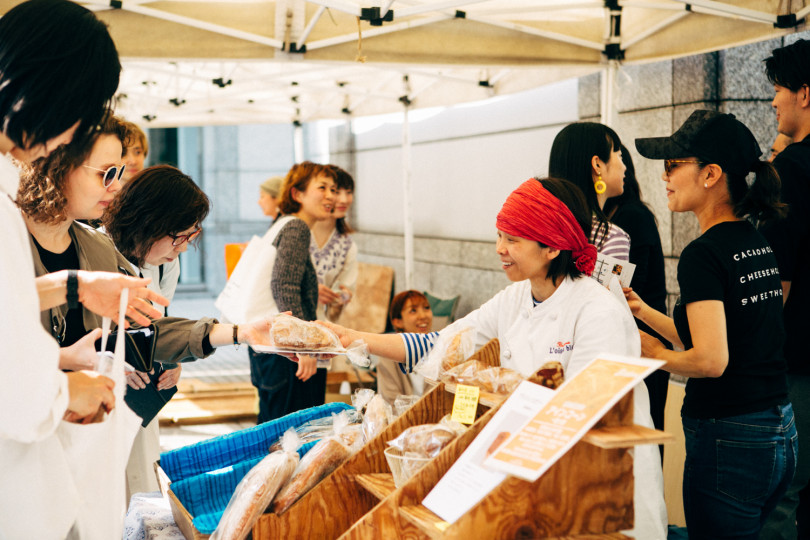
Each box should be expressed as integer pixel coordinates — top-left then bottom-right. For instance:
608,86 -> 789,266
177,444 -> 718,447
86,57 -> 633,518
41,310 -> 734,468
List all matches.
729,160 -> 787,223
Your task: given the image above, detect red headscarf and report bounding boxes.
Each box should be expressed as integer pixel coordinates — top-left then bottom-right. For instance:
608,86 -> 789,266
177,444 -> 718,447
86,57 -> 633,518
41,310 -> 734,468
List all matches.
496,179 -> 597,275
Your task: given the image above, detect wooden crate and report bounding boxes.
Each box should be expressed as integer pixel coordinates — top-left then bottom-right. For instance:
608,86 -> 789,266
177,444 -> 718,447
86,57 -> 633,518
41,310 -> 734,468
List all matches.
169,339 -> 671,539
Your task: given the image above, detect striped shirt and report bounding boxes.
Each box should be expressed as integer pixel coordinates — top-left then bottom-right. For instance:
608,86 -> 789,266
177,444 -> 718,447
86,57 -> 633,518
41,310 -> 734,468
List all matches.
399,331 -> 440,373
591,215 -> 631,261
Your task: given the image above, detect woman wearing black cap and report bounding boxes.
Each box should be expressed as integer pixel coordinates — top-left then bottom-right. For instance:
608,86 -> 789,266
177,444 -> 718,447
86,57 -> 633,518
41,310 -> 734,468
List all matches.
630,110 -> 796,539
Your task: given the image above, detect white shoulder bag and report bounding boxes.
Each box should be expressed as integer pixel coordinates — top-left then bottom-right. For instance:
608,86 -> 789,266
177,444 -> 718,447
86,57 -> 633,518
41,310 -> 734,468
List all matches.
59,289 -> 142,540
215,215 -> 294,323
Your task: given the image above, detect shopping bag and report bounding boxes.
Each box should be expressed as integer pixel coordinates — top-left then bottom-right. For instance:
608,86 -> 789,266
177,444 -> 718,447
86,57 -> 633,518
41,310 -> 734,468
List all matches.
215,216 -> 293,323
58,289 -> 142,540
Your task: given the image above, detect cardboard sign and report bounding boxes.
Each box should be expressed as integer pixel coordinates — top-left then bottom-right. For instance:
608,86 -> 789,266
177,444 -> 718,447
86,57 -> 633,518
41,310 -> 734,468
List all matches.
451,384 -> 480,425
483,355 -> 663,482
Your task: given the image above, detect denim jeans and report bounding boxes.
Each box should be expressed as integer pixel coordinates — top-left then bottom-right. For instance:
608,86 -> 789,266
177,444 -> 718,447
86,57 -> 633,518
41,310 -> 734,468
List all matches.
682,403 -> 798,540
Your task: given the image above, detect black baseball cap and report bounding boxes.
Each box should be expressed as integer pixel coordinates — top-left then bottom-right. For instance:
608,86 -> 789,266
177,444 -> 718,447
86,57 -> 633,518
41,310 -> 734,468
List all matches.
635,110 -> 761,177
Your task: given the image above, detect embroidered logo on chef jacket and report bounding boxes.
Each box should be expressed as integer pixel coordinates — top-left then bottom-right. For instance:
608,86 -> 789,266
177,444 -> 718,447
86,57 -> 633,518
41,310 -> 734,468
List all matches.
549,340 -> 573,354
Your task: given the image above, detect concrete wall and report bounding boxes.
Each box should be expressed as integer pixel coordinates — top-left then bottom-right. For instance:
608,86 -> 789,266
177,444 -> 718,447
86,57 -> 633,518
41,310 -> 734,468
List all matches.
582,33 -> 807,313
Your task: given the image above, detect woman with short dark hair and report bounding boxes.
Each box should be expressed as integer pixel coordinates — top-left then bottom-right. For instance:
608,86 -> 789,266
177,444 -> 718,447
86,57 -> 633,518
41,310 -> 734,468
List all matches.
323,176 -> 667,539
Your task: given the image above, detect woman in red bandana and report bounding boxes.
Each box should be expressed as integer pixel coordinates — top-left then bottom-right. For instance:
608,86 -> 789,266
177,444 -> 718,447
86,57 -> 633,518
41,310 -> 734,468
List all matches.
323,177 -> 667,539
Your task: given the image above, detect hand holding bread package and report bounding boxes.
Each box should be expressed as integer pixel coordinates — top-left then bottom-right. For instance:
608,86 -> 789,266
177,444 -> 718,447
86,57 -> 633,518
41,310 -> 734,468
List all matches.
251,313 -> 370,368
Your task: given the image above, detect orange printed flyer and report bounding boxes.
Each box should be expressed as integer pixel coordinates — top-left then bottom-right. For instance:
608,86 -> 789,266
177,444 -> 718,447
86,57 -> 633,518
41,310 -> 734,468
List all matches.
482,354 -> 663,482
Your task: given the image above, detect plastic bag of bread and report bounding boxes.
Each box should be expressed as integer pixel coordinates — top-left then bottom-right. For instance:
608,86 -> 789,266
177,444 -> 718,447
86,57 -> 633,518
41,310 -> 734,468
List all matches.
212,430 -> 299,540
268,410 -> 362,452
393,394 -> 420,417
351,388 -> 375,412
387,424 -> 457,459
271,413 -> 360,515
414,326 -> 476,381
439,414 -> 468,436
362,394 -> 392,443
441,359 -> 524,395
252,314 -> 371,367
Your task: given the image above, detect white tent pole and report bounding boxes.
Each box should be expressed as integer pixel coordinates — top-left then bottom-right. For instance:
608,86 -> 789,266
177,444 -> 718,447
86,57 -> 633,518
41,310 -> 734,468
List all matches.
402,101 -> 414,290
600,60 -> 617,127
293,123 -> 304,163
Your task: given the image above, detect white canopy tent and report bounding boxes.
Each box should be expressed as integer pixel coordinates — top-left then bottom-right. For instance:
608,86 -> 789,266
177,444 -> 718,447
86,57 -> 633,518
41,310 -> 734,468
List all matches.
1,0 -> 800,287
0,0 -> 795,127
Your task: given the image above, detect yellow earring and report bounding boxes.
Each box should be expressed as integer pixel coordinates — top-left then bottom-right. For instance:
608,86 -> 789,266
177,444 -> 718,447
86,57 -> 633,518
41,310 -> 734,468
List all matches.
594,174 -> 607,195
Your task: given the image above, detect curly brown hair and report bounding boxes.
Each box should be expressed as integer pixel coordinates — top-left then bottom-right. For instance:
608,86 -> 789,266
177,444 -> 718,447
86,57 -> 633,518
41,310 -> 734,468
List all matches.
17,112 -> 129,224
102,165 -> 210,268
278,161 -> 337,215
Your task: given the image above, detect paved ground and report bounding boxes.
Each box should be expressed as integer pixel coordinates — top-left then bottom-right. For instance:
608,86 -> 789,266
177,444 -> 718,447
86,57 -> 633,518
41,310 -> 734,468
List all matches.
159,291 -> 253,451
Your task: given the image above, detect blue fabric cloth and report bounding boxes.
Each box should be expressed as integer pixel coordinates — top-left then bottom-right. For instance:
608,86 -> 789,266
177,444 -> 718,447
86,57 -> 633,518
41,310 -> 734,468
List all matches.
160,402 -> 351,482
682,403 -> 798,539
161,403 -> 352,534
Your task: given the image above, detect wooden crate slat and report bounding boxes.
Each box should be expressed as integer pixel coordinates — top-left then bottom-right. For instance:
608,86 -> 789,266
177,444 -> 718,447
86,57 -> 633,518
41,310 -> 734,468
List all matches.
398,504 -> 448,539
582,424 -> 675,449
355,473 -> 397,501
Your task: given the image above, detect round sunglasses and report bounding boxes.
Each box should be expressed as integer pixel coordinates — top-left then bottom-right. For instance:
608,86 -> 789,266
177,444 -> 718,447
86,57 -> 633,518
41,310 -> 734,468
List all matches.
83,163 -> 126,187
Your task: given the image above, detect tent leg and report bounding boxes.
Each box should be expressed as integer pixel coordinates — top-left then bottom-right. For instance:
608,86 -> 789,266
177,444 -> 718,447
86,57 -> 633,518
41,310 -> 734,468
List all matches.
600,60 -> 618,127
402,104 -> 414,290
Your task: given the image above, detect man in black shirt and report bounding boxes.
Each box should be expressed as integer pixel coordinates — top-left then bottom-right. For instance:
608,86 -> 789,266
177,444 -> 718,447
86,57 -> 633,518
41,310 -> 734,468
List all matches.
761,39 -> 810,540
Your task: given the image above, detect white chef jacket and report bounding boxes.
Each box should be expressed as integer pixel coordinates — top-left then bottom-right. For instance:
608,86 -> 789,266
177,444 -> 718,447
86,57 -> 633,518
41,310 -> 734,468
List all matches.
417,276 -> 668,539
0,152 -> 80,539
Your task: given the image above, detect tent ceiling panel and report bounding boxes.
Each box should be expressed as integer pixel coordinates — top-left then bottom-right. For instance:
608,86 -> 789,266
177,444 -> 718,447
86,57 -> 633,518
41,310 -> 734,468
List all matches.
0,0 -> 798,126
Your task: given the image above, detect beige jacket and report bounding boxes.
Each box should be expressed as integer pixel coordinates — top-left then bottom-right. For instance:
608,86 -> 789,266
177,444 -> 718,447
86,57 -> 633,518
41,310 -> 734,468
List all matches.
30,221 -> 215,364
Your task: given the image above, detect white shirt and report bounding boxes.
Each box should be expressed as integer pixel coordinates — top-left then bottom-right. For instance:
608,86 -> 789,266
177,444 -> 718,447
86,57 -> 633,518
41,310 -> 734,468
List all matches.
0,152 -> 79,539
406,276 -> 668,539
140,258 -> 180,309
309,230 -> 357,321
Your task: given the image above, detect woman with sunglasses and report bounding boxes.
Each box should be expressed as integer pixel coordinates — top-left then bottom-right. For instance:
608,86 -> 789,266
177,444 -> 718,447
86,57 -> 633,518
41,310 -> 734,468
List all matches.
17,113 -> 272,394
632,110 -> 795,539
102,164 -> 209,496
549,122 -> 631,261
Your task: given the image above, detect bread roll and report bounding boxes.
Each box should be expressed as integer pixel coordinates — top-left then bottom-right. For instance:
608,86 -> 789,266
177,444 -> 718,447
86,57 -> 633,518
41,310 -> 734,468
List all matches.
271,314 -> 341,350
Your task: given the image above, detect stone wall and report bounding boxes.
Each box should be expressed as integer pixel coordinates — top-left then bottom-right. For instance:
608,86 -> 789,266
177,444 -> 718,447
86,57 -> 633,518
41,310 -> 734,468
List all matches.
578,34 -> 804,313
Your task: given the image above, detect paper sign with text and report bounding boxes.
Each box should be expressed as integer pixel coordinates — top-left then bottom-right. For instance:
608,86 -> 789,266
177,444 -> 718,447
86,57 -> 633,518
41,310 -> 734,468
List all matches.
451,384 -> 480,425
483,355 -> 663,482
423,381 -> 556,524
592,253 -> 635,288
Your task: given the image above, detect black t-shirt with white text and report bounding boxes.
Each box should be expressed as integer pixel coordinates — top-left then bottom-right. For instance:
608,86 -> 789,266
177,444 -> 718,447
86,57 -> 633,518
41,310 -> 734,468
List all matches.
674,221 -> 788,419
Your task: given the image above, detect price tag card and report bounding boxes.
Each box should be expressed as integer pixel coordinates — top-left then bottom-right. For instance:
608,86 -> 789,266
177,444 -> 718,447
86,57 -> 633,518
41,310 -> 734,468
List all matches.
451,384 -> 480,425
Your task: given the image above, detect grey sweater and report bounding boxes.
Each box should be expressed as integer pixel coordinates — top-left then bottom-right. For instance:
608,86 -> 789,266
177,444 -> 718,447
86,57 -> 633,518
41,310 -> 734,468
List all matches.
271,217 -> 318,321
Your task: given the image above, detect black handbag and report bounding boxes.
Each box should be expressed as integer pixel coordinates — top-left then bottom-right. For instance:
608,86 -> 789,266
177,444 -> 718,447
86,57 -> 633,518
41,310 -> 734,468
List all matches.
96,325 -> 159,373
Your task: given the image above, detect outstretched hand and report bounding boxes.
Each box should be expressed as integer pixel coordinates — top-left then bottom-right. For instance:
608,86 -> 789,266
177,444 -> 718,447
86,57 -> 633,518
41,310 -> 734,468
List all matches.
240,318 -> 273,347
623,287 -> 645,317
316,320 -> 355,348
640,330 -> 666,359
78,271 -> 169,327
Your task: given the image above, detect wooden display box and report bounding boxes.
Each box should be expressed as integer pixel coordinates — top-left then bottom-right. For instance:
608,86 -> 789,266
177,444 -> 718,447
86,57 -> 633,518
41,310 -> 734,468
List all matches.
168,339 -> 671,539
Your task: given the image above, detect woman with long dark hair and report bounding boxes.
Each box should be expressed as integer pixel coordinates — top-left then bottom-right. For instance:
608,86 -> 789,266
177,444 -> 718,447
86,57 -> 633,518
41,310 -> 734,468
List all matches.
549,122 -> 630,260
633,110 -> 795,538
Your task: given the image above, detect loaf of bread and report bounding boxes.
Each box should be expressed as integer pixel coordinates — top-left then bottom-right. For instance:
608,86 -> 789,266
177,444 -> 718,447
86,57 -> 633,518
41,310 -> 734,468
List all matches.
271,314 -> 342,350
388,424 -> 457,458
441,359 -> 523,395
211,450 -> 298,540
441,331 -> 468,370
272,437 -> 351,515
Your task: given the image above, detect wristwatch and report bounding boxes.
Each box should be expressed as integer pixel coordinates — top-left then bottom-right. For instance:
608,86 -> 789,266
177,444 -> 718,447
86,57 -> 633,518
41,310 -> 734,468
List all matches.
66,269 -> 79,310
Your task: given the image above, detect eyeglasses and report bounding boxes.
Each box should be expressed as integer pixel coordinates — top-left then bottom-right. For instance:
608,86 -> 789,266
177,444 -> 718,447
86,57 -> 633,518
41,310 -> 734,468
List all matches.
168,227 -> 202,247
83,164 -> 126,187
664,159 -> 704,176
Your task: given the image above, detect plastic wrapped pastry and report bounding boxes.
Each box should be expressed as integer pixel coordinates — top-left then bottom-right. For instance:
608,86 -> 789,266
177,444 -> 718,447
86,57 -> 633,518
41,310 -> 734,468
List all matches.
387,424 -> 457,459
414,326 -> 476,381
362,394 -> 391,443
271,313 -> 342,350
441,359 -> 524,395
211,431 -> 299,540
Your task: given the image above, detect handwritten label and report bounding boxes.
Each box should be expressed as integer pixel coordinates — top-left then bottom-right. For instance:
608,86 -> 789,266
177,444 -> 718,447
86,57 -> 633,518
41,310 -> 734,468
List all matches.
451,384 -> 480,425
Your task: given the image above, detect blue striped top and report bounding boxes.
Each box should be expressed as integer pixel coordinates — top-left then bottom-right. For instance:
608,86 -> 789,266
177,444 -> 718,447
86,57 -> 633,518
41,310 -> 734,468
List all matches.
399,331 -> 440,373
